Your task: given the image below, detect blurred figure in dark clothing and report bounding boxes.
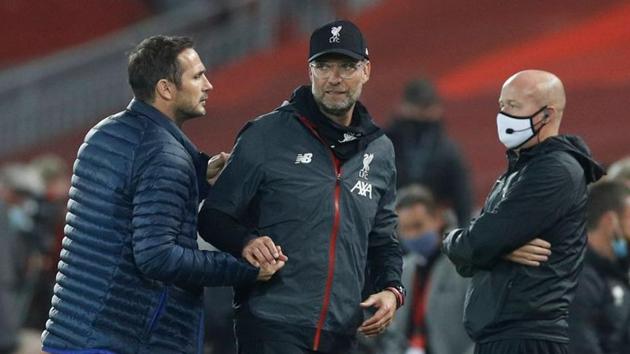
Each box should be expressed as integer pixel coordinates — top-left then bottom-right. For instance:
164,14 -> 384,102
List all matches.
0,164 -> 46,353
0,171 -> 20,354
203,286 -> 237,354
568,180 -> 630,354
354,185 -> 473,354
22,155 -> 70,330
386,78 -> 473,227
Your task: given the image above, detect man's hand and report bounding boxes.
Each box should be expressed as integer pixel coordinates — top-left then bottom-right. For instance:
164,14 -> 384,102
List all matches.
256,256 -> 286,281
504,238 -> 551,266
207,152 -> 229,185
358,290 -> 397,337
243,236 -> 288,267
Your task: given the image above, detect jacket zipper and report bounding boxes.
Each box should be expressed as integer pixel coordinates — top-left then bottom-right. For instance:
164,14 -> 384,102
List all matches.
313,158 -> 342,351
297,116 -> 343,351
145,287 -> 168,339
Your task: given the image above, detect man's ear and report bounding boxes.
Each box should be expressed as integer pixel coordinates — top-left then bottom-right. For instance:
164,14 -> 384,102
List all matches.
362,60 -> 371,84
155,79 -> 176,101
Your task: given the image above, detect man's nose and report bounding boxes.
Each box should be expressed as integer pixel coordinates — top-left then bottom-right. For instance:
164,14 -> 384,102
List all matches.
203,75 -> 213,91
327,68 -> 343,83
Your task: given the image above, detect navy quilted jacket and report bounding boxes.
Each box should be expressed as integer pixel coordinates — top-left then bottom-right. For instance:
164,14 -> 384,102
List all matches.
42,99 -> 258,354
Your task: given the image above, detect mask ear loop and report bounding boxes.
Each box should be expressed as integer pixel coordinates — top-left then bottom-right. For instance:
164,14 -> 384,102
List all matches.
535,108 -> 550,145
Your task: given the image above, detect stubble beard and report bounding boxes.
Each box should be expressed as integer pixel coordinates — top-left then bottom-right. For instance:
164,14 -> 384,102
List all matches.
316,92 -> 357,118
175,101 -> 205,122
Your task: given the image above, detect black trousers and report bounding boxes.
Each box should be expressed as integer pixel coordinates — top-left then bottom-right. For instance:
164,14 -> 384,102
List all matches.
475,339 -> 568,354
238,339 -> 347,354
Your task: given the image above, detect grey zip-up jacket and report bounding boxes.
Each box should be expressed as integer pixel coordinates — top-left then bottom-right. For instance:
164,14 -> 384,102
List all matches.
202,100 -> 403,351
443,135 -> 604,344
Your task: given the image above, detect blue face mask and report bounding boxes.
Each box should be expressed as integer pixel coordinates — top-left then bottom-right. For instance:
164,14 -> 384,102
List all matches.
612,237 -> 628,259
8,205 -> 34,233
402,231 -> 439,259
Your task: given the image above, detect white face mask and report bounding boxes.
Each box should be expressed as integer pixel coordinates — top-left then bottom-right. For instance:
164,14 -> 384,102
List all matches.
496,106 -> 547,149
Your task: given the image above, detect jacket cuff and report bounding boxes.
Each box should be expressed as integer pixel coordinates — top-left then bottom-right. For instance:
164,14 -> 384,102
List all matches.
239,261 -> 259,286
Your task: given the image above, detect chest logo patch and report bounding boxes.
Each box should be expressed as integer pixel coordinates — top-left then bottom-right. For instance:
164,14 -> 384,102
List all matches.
295,153 -> 313,164
359,153 -> 374,179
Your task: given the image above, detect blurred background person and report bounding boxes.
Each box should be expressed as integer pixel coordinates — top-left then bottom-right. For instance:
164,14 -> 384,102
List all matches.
568,180 -> 630,354
607,156 -> 630,187
0,164 -> 46,354
356,184 -> 472,354
385,78 -> 473,227
0,169 -> 20,354
425,244 -> 474,353
20,155 -> 69,331
606,156 -> 630,275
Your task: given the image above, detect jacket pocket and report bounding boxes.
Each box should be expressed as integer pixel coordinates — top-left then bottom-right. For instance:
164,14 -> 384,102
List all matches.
143,287 -> 168,340
463,269 -> 514,340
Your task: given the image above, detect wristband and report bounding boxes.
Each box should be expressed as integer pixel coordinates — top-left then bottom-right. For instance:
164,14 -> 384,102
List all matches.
385,285 -> 406,308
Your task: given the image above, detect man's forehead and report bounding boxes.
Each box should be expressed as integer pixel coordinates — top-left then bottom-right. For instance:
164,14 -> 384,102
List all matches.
499,82 -> 537,102
178,49 -> 205,70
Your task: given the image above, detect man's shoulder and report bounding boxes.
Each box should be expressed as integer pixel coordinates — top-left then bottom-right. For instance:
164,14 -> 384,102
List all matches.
250,108 -> 295,128
91,110 -> 189,164
81,110 -> 146,154
236,108 -> 298,140
367,133 -> 395,158
89,109 -> 147,142
526,149 -> 583,178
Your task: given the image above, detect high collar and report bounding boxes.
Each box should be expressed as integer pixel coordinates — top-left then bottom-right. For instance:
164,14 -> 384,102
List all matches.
282,86 -> 383,161
126,99 -> 200,160
127,99 -> 210,201
506,135 -> 605,183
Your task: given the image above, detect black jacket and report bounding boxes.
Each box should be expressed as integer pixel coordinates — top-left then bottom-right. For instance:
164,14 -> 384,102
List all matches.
386,118 -> 473,226
442,135 -> 604,343
200,89 -> 403,352
568,248 -> 630,354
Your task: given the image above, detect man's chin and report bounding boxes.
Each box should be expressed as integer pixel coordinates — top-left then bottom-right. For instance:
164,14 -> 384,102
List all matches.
321,105 -> 351,117
178,109 -> 206,122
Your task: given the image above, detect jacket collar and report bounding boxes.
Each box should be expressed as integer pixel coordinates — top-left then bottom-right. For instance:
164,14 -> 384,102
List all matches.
279,86 -> 383,161
126,99 -> 210,200
126,99 -> 200,159
506,135 -> 605,183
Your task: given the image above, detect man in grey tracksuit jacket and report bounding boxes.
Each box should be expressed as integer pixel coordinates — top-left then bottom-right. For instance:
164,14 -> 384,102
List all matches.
199,20 -> 404,354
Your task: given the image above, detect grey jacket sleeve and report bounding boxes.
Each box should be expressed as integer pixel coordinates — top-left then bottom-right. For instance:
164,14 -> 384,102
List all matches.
367,167 -> 403,291
199,122 -> 265,251
442,154 -> 578,271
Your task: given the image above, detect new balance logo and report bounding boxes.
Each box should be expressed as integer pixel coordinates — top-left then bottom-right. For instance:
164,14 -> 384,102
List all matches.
295,153 -> 313,164
351,180 -> 373,199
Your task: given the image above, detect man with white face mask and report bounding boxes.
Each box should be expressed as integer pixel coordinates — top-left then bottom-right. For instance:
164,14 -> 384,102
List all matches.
442,70 -> 605,354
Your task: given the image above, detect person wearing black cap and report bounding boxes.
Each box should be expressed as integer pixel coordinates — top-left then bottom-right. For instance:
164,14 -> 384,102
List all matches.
199,20 -> 404,353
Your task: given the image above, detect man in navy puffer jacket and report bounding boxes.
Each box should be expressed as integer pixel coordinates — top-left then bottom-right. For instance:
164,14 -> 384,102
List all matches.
41,35 -> 284,354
